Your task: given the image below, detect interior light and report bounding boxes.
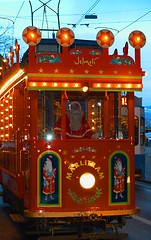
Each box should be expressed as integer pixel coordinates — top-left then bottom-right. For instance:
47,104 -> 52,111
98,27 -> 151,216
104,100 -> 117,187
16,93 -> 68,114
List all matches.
80,173 -> 95,189
24,135 -> 28,140
46,134 -> 53,141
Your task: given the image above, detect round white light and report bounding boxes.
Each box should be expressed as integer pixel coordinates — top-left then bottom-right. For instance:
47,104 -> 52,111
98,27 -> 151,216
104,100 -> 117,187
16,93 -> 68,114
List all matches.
82,85 -> 89,92
80,173 -> 95,189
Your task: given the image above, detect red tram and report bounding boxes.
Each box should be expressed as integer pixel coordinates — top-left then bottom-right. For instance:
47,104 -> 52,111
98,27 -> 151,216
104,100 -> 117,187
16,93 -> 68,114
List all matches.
0,27 -> 146,239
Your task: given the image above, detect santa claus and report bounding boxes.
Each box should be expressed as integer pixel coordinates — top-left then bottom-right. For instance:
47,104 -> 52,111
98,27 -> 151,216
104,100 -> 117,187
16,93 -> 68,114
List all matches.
54,101 -> 95,139
42,158 -> 56,201
113,157 -> 125,200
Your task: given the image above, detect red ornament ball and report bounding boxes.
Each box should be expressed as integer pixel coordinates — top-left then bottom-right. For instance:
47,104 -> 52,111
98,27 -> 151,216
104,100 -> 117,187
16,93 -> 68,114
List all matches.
56,28 -> 75,47
96,29 -> 114,48
22,26 -> 42,46
128,31 -> 146,49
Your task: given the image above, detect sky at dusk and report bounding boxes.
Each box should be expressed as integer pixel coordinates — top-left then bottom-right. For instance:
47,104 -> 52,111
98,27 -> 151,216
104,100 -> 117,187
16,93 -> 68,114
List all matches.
0,0 -> 151,106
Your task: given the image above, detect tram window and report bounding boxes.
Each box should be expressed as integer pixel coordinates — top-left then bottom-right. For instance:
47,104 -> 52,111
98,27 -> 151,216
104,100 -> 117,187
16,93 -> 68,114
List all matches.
54,91 -> 104,139
108,92 -> 128,139
134,116 -> 145,146
38,91 -> 61,139
134,116 -> 139,146
140,117 -> 145,146
37,91 -> 130,140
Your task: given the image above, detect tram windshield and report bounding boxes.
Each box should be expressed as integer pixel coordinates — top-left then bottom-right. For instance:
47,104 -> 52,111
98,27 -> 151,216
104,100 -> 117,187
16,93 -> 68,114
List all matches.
37,91 -> 128,140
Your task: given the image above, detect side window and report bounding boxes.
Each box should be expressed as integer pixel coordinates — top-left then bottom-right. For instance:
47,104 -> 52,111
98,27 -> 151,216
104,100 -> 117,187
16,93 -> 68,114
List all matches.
88,98 -> 104,138
38,91 -> 61,139
108,92 -> 128,139
140,117 -> 145,146
134,116 -> 139,146
134,108 -> 145,148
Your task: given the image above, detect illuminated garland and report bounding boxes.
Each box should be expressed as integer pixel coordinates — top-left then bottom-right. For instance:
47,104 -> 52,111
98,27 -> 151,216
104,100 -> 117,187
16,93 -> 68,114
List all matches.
68,187 -> 102,204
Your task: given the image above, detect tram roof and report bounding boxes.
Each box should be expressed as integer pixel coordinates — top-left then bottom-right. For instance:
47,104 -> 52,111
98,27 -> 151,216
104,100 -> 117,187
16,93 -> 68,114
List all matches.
37,38 -> 102,48
0,36 -> 145,97
21,38 -> 102,64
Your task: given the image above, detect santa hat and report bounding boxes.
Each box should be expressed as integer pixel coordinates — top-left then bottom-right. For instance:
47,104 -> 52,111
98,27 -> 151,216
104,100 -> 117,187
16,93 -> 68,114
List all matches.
116,157 -> 122,163
46,158 -> 52,164
69,101 -> 82,110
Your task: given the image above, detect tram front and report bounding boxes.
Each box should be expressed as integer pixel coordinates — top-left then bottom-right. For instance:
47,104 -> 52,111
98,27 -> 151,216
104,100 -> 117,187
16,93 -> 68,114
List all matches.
35,89 -> 136,218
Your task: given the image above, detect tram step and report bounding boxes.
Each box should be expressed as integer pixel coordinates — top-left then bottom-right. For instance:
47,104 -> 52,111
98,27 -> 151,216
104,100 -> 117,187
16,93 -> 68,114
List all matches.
38,232 -> 128,240
81,232 -> 128,239
9,214 -> 26,223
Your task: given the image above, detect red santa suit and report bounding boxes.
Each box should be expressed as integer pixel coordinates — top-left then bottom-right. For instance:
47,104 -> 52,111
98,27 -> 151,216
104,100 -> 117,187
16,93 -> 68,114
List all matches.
54,101 -> 94,139
113,159 -> 125,194
42,163 -> 56,195
54,116 -> 93,139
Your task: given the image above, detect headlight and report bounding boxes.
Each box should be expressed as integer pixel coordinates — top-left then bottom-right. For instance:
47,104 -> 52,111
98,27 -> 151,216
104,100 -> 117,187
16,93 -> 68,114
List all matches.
80,172 -> 95,189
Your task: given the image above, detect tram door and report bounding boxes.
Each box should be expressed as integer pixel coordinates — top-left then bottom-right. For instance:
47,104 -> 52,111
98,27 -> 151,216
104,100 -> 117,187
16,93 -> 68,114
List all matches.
20,150 -> 30,200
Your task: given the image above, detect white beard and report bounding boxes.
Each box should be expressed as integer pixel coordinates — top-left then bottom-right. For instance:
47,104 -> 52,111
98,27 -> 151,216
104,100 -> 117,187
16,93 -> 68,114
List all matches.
69,112 -> 82,131
117,162 -> 122,172
47,162 -> 52,172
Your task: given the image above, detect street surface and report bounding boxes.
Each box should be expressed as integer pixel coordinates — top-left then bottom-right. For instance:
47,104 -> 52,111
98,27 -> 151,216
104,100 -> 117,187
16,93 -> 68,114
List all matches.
0,203 -> 23,240
119,181 -> 151,240
0,185 -> 24,240
0,181 -> 151,239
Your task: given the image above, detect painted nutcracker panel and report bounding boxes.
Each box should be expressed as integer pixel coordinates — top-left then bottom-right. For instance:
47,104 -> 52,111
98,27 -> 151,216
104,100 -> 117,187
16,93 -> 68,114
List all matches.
109,151 -> 130,205
37,150 -> 61,207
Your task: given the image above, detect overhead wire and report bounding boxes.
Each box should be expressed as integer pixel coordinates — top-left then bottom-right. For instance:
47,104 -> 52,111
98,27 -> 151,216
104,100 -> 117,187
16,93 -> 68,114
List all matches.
0,2 -> 150,36
115,10 -> 151,35
0,1 -> 25,38
42,5 -> 50,37
72,0 -> 101,28
0,1 -> 25,56
13,1 -> 25,24
1,6 -> 151,29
